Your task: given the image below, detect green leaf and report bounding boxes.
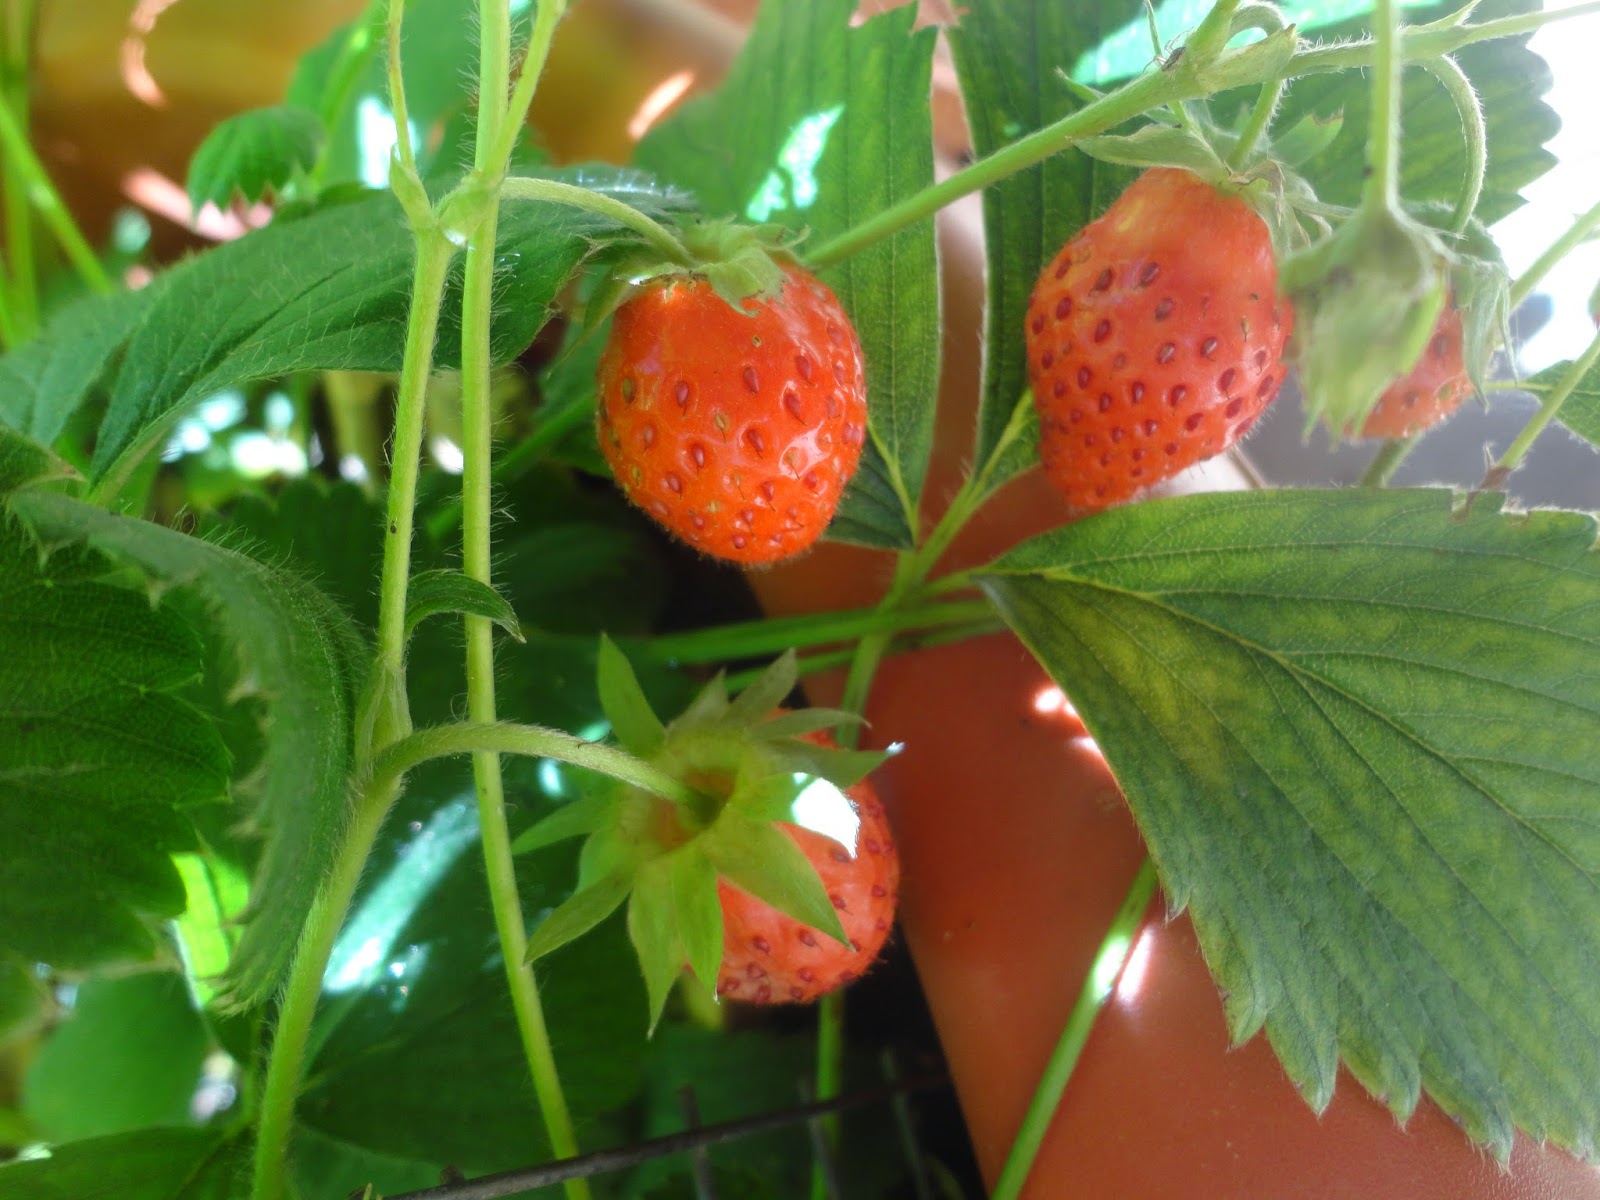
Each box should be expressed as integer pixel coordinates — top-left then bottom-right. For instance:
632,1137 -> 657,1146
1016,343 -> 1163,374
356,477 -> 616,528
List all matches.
0,523 -> 227,969
509,793 -> 619,856
637,0 -> 941,550
947,0 -> 1142,493
525,869 -> 634,964
186,105 -> 324,211
702,812 -> 848,949
89,171 -> 682,492
404,568 -> 522,643
10,492 -> 365,1008
1269,110 -> 1346,170
981,487 -> 1600,1160
725,651 -> 798,724
1540,358 -> 1600,449
628,860 -> 684,1030
598,633 -> 666,757
302,765 -> 646,1177
0,288 -> 150,446
0,1127 -> 233,1200
0,956 -> 45,1045
1270,0 -> 1558,225
670,844 -> 725,993
23,973 -> 209,1142
0,425 -> 70,496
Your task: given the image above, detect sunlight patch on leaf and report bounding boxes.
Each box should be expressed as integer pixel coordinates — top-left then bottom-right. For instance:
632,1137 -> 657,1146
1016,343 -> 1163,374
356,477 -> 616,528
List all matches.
745,106 -> 845,221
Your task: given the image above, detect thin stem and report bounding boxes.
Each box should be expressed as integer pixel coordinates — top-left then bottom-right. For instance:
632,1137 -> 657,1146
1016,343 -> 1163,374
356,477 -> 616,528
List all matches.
463,1 -> 587,1191
806,69 -> 1177,268
1364,0 -> 1401,210
501,176 -> 692,263
1359,435 -> 1416,487
371,231 -> 455,748
369,722 -> 698,805
1229,77 -> 1283,168
724,619 -> 1006,693
1488,324 -> 1600,482
424,390 -> 593,541
808,994 -> 846,1200
637,599 -> 994,667
2,0 -> 36,339
0,87 -> 110,295
1510,197 -> 1600,312
489,0 -> 569,174
386,0 -> 418,178
251,778 -> 401,1200
1419,56 -> 1484,233
990,859 -> 1159,1200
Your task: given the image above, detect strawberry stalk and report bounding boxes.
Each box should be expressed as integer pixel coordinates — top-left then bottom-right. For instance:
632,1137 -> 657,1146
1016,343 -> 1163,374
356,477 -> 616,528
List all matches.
990,860 -> 1160,1200
458,1 -> 591,1195
1418,55 -> 1487,235
1484,323 -> 1600,489
501,176 -> 694,264
1510,197 -> 1600,312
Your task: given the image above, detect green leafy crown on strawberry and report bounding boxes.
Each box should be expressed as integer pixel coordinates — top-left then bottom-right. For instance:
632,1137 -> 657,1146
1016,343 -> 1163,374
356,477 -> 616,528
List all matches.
514,637 -> 890,1029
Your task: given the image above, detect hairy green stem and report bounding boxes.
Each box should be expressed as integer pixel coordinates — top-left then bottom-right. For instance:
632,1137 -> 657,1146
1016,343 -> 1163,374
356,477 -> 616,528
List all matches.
804,3 -> 1599,269
489,0 -> 569,174
501,176 -> 693,263
368,722 -> 697,803
1364,0 -> 1401,210
0,87 -> 109,295
1225,3 -> 1290,168
991,859 -> 1159,1200
424,390 -> 593,541
250,779 -> 401,1200
386,0 -> 418,179
1510,198 -> 1600,312
1358,435 -> 1416,487
1489,324 -> 1600,482
370,232 -> 455,749
462,1 -> 588,1192
1419,56 -> 1484,233
1,0 -> 36,340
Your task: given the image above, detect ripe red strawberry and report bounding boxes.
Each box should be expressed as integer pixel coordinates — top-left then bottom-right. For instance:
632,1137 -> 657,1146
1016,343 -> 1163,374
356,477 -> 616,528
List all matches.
1358,302 -> 1469,439
596,263 -> 867,565
1026,168 -> 1294,511
714,749 -> 898,1005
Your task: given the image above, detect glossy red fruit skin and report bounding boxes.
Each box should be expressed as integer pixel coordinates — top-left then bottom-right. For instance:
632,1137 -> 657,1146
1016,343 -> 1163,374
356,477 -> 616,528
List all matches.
1359,304 -> 1470,439
1026,168 -> 1293,512
596,264 -> 868,565
714,761 -> 898,1004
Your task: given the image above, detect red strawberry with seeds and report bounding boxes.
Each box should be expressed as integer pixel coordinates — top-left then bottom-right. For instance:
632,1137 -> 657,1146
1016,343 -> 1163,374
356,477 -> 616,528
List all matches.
1357,302 -> 1470,439
1026,167 -> 1294,511
714,756 -> 898,1005
597,263 -> 867,564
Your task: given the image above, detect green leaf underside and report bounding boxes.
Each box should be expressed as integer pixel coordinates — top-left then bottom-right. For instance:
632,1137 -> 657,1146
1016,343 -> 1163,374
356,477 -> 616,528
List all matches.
0,288 -> 151,446
87,168 -> 686,490
1538,358 -> 1600,449
10,492 -> 364,1008
948,0 -> 1143,492
0,524 -> 226,968
597,634 -> 666,758
0,1126 -> 235,1200
0,426 -> 68,496
404,568 -> 522,642
23,973 -> 210,1142
636,0 -> 940,551
185,105 -> 324,210
703,812 -> 849,950
982,488 -> 1600,1161
1270,0 -> 1558,227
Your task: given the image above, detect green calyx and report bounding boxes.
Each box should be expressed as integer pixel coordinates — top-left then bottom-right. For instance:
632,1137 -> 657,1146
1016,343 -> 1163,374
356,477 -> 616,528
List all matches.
1281,203 -> 1452,437
515,638 -> 886,1030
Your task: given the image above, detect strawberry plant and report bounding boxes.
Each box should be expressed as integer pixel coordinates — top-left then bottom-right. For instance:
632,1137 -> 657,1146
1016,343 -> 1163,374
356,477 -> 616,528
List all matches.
2,0 -> 1600,1198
